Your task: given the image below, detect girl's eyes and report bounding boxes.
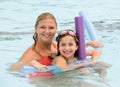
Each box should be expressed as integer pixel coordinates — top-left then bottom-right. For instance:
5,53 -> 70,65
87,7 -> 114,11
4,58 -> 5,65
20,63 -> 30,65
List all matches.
60,43 -> 74,46
69,43 -> 74,46
60,43 -> 66,46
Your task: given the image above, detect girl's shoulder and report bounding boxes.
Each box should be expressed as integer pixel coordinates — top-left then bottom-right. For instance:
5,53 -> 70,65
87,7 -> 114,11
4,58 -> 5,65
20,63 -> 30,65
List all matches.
53,56 -> 66,63
55,55 -> 64,59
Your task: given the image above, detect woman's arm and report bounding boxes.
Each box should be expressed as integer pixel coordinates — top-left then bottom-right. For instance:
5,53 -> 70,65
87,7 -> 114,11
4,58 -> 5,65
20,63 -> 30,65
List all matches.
29,60 -> 47,68
8,46 -> 36,71
8,61 -> 24,72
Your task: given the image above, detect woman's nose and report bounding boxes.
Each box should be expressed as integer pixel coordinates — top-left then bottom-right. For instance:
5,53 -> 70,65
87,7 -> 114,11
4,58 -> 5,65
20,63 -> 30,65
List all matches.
45,28 -> 50,33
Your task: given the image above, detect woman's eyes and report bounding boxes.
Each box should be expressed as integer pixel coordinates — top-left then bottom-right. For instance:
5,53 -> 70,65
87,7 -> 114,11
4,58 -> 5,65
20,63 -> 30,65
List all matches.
69,43 -> 74,46
49,26 -> 55,29
40,26 -> 55,29
40,26 -> 45,29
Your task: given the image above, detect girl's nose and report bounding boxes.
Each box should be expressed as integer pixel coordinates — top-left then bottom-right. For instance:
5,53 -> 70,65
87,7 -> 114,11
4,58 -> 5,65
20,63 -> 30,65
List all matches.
65,45 -> 70,50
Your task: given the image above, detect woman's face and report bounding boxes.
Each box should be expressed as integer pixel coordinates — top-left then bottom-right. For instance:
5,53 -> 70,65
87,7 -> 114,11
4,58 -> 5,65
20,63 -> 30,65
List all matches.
59,35 -> 78,59
36,19 -> 57,43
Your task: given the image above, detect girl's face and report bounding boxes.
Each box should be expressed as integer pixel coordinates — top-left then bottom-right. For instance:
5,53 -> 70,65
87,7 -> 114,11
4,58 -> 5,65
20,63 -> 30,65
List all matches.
36,19 -> 57,43
59,35 -> 78,59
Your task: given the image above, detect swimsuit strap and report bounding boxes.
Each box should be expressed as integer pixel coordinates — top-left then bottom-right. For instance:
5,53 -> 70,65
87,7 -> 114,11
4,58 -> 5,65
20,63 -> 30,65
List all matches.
52,42 -> 57,49
34,42 -> 57,58
34,48 -> 44,58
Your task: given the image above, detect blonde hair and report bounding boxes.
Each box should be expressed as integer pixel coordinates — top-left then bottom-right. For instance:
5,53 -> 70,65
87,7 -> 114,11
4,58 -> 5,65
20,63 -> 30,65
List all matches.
33,12 -> 57,49
35,12 -> 57,28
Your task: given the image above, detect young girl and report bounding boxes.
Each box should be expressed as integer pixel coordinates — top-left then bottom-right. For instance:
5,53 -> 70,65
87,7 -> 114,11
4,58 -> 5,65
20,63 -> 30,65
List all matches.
52,29 -> 101,71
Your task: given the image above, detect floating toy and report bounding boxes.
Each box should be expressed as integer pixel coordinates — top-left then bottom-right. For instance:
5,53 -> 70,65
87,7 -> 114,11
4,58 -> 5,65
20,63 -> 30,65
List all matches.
79,11 -> 98,40
75,16 -> 86,60
20,60 -> 89,78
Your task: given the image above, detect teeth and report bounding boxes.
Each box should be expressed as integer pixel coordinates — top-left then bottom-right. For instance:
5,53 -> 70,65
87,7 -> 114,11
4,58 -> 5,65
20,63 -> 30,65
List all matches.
64,51 -> 70,54
44,34 -> 50,37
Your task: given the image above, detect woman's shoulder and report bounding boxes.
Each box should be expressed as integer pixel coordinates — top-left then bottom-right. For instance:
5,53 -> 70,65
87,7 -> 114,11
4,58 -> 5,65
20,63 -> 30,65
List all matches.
23,46 -> 34,55
20,45 -> 37,61
52,41 -> 57,44
52,41 -> 57,46
51,41 -> 57,53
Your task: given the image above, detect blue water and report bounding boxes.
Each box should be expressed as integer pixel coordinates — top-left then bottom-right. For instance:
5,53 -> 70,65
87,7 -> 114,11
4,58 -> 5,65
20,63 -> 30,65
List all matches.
0,0 -> 120,87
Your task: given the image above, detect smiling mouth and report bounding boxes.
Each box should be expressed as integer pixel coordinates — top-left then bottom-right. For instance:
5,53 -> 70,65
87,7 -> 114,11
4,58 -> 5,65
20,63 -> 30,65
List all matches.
63,50 -> 72,54
43,34 -> 51,38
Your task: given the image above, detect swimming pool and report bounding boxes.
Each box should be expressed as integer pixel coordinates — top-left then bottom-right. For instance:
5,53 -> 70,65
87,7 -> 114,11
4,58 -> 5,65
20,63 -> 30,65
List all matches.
0,0 -> 120,87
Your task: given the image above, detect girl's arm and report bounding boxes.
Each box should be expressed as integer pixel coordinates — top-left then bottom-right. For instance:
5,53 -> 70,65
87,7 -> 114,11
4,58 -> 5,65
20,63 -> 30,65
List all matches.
86,49 -> 101,64
86,40 -> 103,47
53,56 -> 87,71
85,41 -> 102,64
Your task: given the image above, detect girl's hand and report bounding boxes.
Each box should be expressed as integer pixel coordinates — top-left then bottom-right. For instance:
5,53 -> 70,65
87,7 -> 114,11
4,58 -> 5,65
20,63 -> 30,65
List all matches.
80,60 -> 96,66
86,41 -> 103,47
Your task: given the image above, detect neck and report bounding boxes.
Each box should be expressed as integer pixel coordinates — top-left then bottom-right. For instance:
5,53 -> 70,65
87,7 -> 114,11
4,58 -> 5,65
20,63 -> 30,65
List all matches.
33,40 -> 52,57
61,55 -> 77,62
37,40 -> 52,50
68,57 -> 77,62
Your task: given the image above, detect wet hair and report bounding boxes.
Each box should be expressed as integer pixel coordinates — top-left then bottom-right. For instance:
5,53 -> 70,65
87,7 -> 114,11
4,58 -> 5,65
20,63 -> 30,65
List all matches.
33,12 -> 57,49
56,31 -> 78,57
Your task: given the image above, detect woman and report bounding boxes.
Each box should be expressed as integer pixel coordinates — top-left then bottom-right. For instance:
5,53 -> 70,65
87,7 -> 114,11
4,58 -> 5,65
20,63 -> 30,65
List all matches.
8,12 -> 58,71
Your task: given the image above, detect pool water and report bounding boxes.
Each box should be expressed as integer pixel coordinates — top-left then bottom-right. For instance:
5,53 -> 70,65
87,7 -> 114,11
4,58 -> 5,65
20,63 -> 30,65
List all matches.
0,0 -> 120,87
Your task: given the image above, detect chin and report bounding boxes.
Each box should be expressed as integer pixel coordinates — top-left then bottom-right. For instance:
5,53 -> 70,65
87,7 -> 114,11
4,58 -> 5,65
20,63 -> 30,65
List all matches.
63,54 -> 71,58
44,39 -> 52,43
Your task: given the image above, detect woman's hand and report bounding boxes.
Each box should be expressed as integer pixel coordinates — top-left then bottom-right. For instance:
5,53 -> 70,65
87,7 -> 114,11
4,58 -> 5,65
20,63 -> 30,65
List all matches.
30,60 -> 47,68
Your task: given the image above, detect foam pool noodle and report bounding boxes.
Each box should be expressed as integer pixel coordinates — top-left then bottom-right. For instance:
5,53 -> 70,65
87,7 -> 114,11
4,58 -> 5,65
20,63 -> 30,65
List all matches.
75,16 -> 86,60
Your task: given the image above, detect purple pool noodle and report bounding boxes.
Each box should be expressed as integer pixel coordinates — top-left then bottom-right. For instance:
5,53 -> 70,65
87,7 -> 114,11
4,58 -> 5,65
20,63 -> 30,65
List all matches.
75,16 -> 86,60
